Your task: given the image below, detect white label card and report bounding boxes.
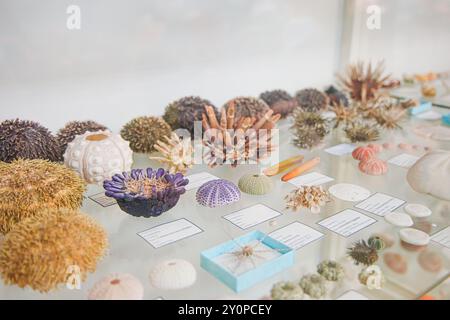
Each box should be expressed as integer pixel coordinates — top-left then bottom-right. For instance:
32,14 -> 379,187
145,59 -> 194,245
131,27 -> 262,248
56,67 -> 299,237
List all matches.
185,172 -> 220,191
89,192 -> 117,207
318,209 -> 376,237
324,143 -> 356,156
138,218 -> 203,248
388,153 -> 420,168
337,290 -> 369,300
355,192 -> 405,217
288,172 -> 334,187
223,204 -> 281,230
431,226 -> 450,249
269,222 -> 324,250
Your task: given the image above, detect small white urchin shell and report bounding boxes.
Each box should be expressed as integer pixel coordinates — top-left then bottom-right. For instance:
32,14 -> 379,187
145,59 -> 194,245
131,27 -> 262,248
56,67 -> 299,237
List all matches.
88,273 -> 144,300
64,130 -> 133,184
149,259 -> 197,290
196,179 -> 241,207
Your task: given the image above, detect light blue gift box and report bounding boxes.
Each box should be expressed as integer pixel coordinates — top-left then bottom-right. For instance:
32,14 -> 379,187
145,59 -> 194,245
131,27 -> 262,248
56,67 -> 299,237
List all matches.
410,100 -> 432,115
442,114 -> 450,127
200,230 -> 294,292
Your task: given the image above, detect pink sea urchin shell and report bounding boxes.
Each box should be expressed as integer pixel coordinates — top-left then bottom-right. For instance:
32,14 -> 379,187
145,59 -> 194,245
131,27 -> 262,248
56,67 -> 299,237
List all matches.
382,142 -> 395,150
88,273 -> 144,300
368,143 -> 383,153
352,146 -> 377,161
358,158 -> 388,175
398,143 -> 413,151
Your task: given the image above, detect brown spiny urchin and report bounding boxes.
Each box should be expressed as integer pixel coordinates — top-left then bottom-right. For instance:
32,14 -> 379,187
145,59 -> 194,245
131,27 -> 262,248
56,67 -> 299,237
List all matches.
344,122 -> 380,143
331,102 -> 358,128
338,61 -> 391,104
0,208 -> 108,292
0,159 -> 86,234
291,110 -> 329,149
347,240 -> 379,266
294,88 -> 328,112
259,90 -> 296,118
163,96 -> 218,136
325,86 -> 349,107
120,116 -> 171,153
56,120 -> 108,156
222,97 -> 270,124
0,119 -> 61,162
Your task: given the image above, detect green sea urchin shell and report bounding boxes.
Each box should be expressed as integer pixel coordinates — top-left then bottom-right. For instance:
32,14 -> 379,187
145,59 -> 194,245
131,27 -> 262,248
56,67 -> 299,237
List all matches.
317,260 -> 345,282
271,281 -> 304,300
238,174 -> 273,195
121,116 -> 171,153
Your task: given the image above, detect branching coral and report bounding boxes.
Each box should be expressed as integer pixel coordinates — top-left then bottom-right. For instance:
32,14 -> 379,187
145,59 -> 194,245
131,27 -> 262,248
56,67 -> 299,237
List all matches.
0,208 -> 108,292
0,159 -> 85,234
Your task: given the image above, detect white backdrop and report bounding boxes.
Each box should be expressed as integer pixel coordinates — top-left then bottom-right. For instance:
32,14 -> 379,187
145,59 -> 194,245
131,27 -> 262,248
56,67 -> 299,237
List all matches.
0,0 -> 344,132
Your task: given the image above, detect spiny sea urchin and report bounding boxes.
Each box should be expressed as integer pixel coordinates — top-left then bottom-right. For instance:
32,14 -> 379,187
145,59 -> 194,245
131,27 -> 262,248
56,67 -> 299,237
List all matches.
294,88 -> 328,112
330,103 -> 358,128
344,122 -> 380,143
0,208 -> 108,292
347,240 -> 379,266
222,97 -> 270,124
325,86 -> 349,107
291,111 -> 329,149
0,119 -> 61,162
56,120 -> 108,156
0,159 -> 85,234
163,96 -> 217,136
120,116 -> 171,153
259,90 -> 296,118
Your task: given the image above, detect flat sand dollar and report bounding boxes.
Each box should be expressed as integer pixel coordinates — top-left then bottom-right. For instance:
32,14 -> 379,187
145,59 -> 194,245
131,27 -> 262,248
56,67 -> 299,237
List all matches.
404,204 -> 432,218
329,183 -> 371,202
418,250 -> 443,273
385,212 -> 414,227
384,252 -> 407,274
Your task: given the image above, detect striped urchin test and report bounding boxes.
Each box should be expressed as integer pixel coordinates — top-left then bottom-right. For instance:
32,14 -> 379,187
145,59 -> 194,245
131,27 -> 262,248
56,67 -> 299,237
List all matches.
196,179 -> 241,207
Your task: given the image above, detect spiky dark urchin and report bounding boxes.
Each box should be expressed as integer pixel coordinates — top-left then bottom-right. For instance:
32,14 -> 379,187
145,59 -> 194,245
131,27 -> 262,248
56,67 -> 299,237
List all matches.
344,122 -> 380,143
259,90 -> 296,118
0,159 -> 86,234
222,97 -> 270,122
0,208 -> 107,292
347,240 -> 379,266
0,119 -> 61,162
325,86 -> 349,107
121,116 -> 171,153
291,111 -> 329,149
163,96 -> 217,136
295,88 -> 328,112
56,120 -> 108,156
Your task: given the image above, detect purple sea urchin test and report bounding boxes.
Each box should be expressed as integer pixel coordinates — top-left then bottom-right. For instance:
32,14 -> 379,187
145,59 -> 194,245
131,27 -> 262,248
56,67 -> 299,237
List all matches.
196,179 -> 241,207
103,168 -> 189,217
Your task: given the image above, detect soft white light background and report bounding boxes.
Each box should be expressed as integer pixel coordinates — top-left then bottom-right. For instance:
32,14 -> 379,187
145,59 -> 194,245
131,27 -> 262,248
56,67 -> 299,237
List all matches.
0,0 -> 449,132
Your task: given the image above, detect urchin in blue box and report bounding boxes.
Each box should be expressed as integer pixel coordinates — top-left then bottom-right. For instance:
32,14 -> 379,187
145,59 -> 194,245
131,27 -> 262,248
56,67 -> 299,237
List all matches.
200,230 -> 294,292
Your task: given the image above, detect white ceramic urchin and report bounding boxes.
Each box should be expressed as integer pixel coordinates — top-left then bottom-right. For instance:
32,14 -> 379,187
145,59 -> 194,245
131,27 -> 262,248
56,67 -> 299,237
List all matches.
88,273 -> 144,300
149,259 -> 197,290
64,130 -> 133,184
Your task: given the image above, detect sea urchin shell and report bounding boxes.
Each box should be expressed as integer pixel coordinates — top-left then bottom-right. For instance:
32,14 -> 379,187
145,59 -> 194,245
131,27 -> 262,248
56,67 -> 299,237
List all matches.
0,208 -> 108,292
238,174 -> 273,195
222,97 -> 270,123
0,119 -> 61,162
149,259 -> 197,290
358,157 -> 388,175
0,159 -> 86,234
352,146 -> 376,161
196,179 -> 241,207
295,88 -> 328,112
121,116 -> 171,153
88,273 -> 144,300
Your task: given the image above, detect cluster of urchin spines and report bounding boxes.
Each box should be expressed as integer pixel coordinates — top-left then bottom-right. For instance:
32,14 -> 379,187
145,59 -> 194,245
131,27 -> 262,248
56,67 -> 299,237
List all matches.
291,111 -> 330,149
0,208 -> 108,292
0,159 -> 86,234
120,116 -> 172,154
295,88 -> 328,112
222,96 -> 270,122
0,119 -> 61,163
56,120 -> 108,156
163,96 -> 217,135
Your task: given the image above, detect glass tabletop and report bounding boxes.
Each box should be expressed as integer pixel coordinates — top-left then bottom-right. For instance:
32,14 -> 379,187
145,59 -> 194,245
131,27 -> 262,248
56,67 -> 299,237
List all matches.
1,108 -> 449,300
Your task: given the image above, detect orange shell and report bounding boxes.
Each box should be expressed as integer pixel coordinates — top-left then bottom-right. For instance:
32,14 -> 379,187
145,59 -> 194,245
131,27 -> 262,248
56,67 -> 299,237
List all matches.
359,158 -> 388,175
352,146 -> 376,161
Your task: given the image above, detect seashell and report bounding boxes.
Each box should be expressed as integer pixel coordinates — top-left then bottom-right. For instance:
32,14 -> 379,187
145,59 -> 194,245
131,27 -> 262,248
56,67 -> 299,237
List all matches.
149,259 -> 197,290
384,211 -> 413,227
358,265 -> 385,290
418,250 -> 443,273
238,174 -> 274,195
404,203 -> 432,218
398,143 -> 413,151
352,146 -> 377,161
384,252 -> 407,274
317,260 -> 345,282
399,228 -> 430,251
64,130 -> 133,184
271,281 -> 304,300
328,183 -> 371,202
382,142 -> 395,150
88,273 -> 144,300
358,158 -> 388,175
196,179 -> 241,207
299,274 -> 327,299
367,143 -> 383,153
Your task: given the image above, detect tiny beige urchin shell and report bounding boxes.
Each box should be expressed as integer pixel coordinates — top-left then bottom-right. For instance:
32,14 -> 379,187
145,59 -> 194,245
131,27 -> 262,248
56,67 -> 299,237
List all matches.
0,159 -> 86,234
238,174 -> 274,195
0,208 -> 108,292
88,273 -> 144,300
149,259 -> 197,290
